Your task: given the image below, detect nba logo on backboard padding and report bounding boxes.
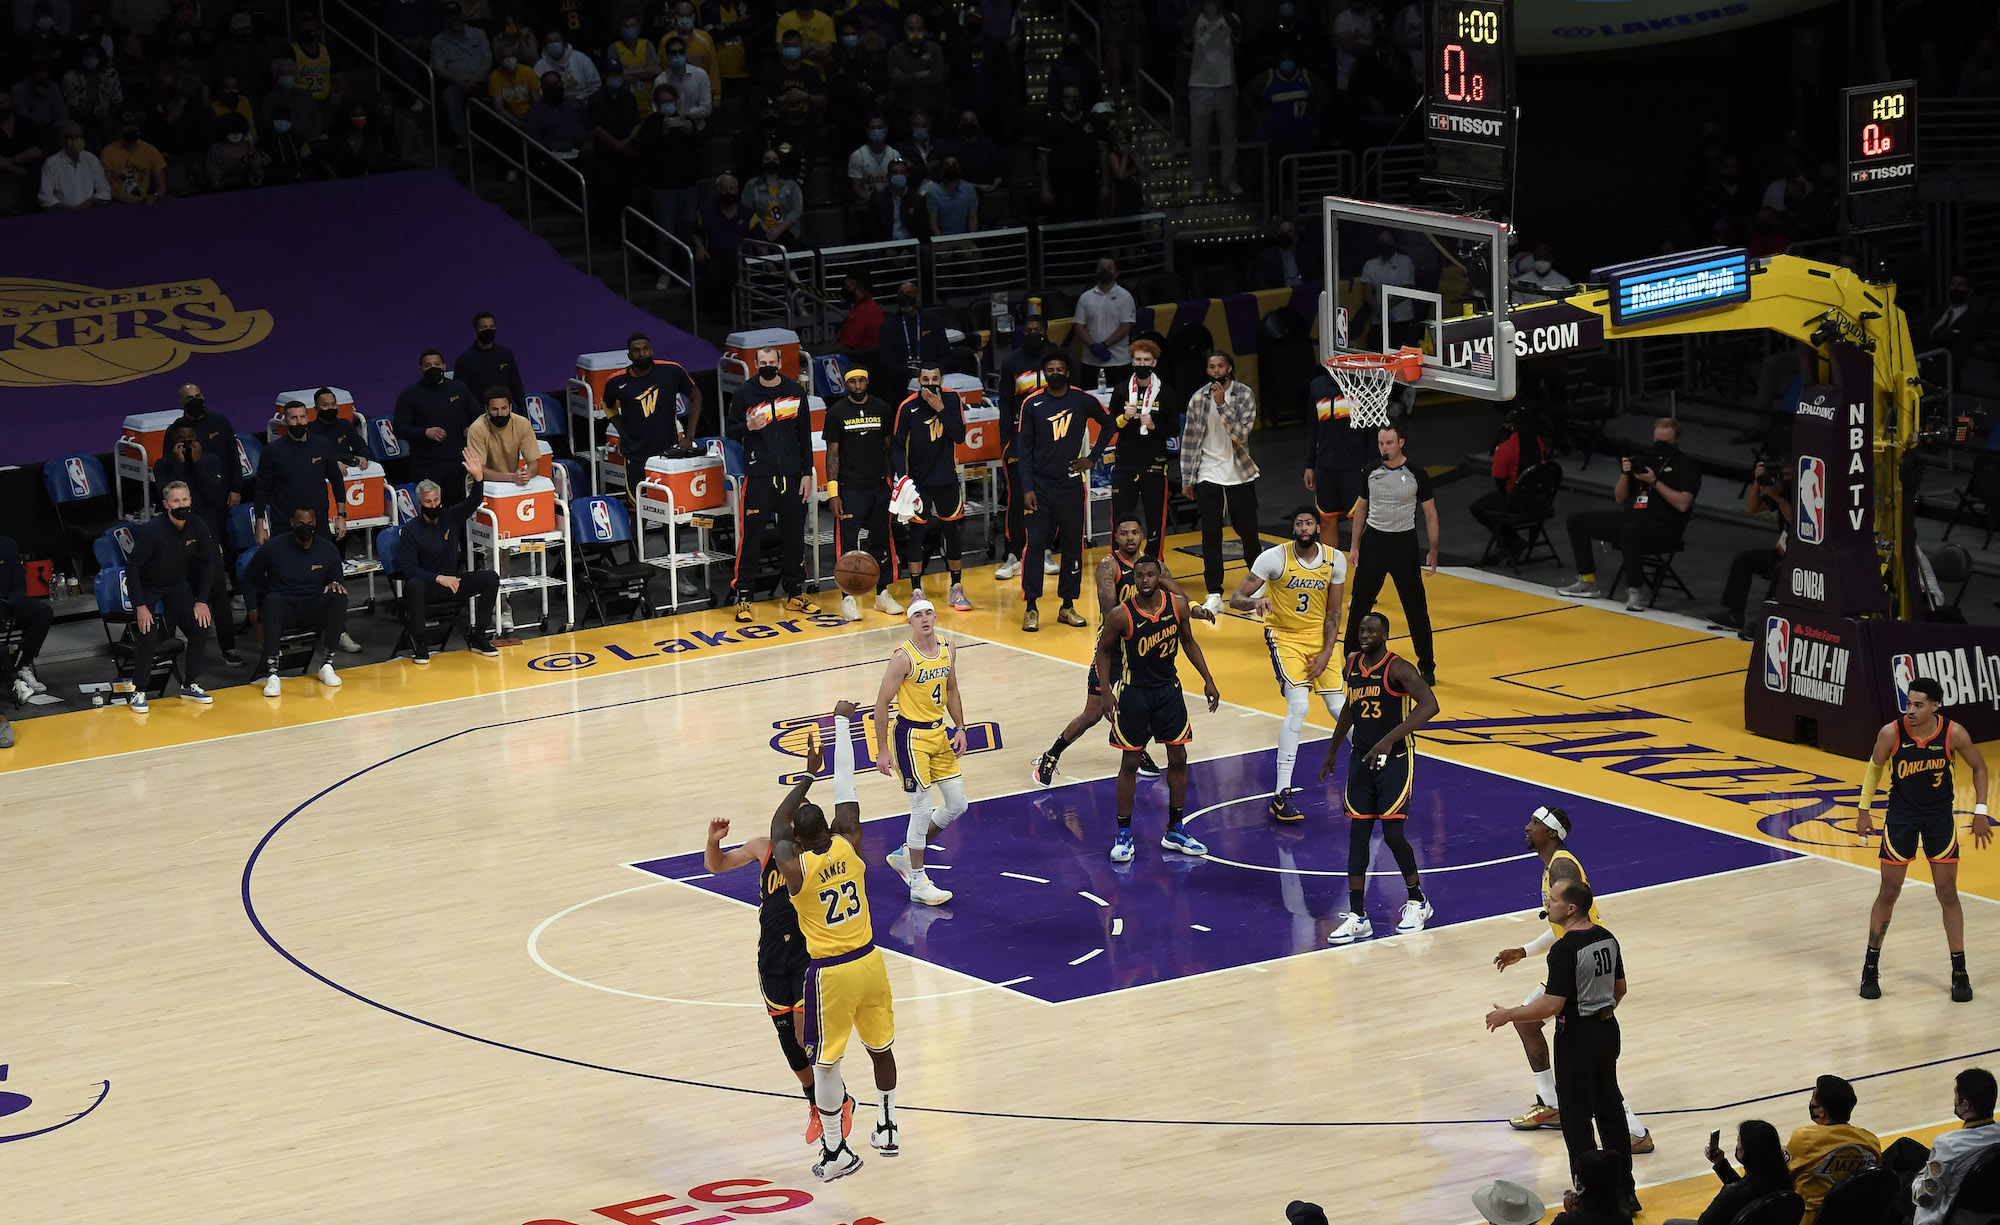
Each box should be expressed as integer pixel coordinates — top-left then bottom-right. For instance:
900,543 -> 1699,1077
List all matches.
1764,616 -> 1790,692
1795,455 -> 1827,544
1891,653 -> 1916,713
589,499 -> 613,540
65,457 -> 88,498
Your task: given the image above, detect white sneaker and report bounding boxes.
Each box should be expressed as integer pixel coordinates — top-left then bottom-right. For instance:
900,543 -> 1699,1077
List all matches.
10,679 -> 31,705
654,273 -> 673,291
840,593 -> 861,622
179,683 -> 212,704
813,1142 -> 863,1182
262,672 -> 282,698
19,666 -> 44,694
909,874 -> 954,907
994,554 -> 1021,580
1625,587 -> 1651,611
338,632 -> 362,654
128,690 -> 149,713
1327,912 -> 1373,945
1557,578 -> 1599,598
1201,592 -> 1224,617
874,589 -> 904,615
886,845 -> 915,886
1395,898 -> 1434,933
1042,550 -> 1059,575
316,663 -> 343,688
869,1120 -> 900,1156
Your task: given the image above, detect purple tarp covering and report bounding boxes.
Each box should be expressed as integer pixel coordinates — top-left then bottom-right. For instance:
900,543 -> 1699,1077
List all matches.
0,169 -> 715,467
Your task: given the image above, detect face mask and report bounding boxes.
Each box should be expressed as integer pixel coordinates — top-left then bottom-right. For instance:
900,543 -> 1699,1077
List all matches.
351,115 -> 368,129
165,502 -> 190,524
317,406 -> 339,421
911,126 -> 928,141
489,411 -> 511,426
1062,100 -> 1079,117
1024,333 -> 1046,352
221,88 -> 241,102
84,55 -> 101,69
677,16 -> 695,31
961,122 -> 979,138
184,395 -> 206,415
422,367 -> 445,385
898,295 -> 917,313
763,164 -> 781,179
421,503 -> 441,520
287,422 -> 309,439
662,53 -> 682,69
502,55 -> 518,70
504,20 -> 519,34
1097,270 -> 1115,287
227,131 -> 247,143
660,102 -> 677,116
476,327 -> 497,344
1210,372 -> 1228,385
279,74 -> 296,90
547,41 -> 565,56
1532,259 -> 1552,275
1132,361 -> 1155,376
1950,288 -> 1970,305
293,523 -> 318,544
629,354 -> 653,372
868,127 -> 886,143
121,126 -> 141,140
544,85 -> 564,104
622,25 -> 639,41
605,74 -> 624,89
1376,244 -> 1394,259
718,192 -> 738,206
1044,373 -> 1069,393
889,173 -> 907,189
1277,231 -> 1296,248
782,44 -> 801,60
840,33 -> 859,47
906,30 -> 922,44
1278,58 -> 1295,74
758,363 -> 780,380
943,165 -> 959,181
920,381 -> 942,396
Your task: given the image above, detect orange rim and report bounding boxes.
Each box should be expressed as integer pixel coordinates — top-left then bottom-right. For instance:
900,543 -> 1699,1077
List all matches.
1327,347 -> 1424,382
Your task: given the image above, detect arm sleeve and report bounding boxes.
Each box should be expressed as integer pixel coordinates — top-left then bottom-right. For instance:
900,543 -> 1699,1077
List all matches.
1523,926 -> 1556,956
1249,544 -> 1288,583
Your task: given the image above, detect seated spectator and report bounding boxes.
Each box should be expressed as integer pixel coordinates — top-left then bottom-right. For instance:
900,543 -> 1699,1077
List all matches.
152,418 -> 241,665
400,457 -> 503,663
758,30 -> 825,157
694,171 -> 754,304
242,507 -> 350,697
101,109 -> 165,203
0,535 -> 55,698
0,91 -> 49,202
465,387 -> 538,485
327,103 -> 384,178
61,32 -> 122,138
260,59 -> 324,144
204,111 -> 264,190
38,120 -> 108,207
1909,1068 -> 2000,1225
12,67 -> 70,133
524,70 -> 590,156
901,107 -> 944,180
835,269 -> 883,353
926,156 -> 977,235
1660,1120 -> 1791,1225
655,36 -> 713,128
1712,458 -> 1792,633
432,2 -> 493,147
209,74 -> 257,145
535,28 -> 602,101
261,102 -> 322,184
942,108 -> 1002,189
1359,229 -> 1419,347
1470,408 -> 1544,564
123,479 -> 216,713
492,12 -> 540,77
1102,122 -> 1147,216
1551,1149 -> 1632,1225
1786,1074 -> 1880,1225
847,112 -> 899,200
1252,219 -> 1314,289
1558,416 -> 1701,612
489,46 -> 540,124
1518,243 -> 1573,294
866,156 -> 924,241
745,150 -> 804,248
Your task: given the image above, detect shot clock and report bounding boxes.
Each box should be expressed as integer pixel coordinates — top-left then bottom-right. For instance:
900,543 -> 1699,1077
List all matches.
1842,80 -> 1917,233
1424,0 -> 1515,195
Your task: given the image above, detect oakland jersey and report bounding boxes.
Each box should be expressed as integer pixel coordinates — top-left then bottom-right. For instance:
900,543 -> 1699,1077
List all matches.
791,834 -> 874,957
1118,594 -> 1185,689
1345,650 -> 1413,756
1887,717 -> 1955,821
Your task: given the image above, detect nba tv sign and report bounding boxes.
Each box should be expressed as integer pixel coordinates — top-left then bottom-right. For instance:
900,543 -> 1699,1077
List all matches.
1764,614 -> 1851,705
1891,648 -> 2000,714
1775,356 -> 1888,617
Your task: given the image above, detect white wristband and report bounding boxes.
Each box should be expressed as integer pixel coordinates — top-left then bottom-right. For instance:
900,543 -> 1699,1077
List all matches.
1978,804 -> 1989,817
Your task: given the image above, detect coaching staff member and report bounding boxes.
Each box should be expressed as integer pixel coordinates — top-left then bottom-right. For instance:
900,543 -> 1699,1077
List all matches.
1345,422 -> 1439,685
400,449 -> 501,663
453,310 -> 528,414
1487,880 -> 1640,1218
603,331 -> 703,500
1017,350 -> 1112,631
727,346 -> 819,620
154,418 -> 243,665
1559,416 -> 1701,612
124,480 -> 217,712
393,349 -> 480,490
1104,337 -> 1179,548
993,316 -> 1052,580
255,400 -> 346,545
243,507 -> 351,697
894,361 -> 972,611
1303,362 -> 1374,548
825,366 -> 904,620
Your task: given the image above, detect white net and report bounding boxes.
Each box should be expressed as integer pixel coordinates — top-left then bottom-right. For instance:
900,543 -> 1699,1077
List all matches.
1329,362 -> 1400,429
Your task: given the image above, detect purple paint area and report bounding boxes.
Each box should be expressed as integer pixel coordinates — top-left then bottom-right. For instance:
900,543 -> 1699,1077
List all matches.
0,170 -> 716,467
636,748 -> 1795,1003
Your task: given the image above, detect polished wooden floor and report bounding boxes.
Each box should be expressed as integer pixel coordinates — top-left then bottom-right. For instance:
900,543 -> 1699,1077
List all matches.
7,540 -> 1996,1225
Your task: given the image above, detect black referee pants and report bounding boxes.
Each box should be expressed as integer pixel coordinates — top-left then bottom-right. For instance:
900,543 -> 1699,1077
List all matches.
835,481 -> 900,592
1343,527 -> 1435,674
1554,1014 -> 1634,1200
1024,481 -> 1086,602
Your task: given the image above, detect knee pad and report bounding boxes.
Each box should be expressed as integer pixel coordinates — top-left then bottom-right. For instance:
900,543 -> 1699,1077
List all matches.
933,777 -> 969,826
905,787 -> 934,849
1348,816 -> 1376,861
772,1010 -> 812,1072
941,519 -> 963,562
1283,684 -> 1310,736
1320,691 -> 1346,720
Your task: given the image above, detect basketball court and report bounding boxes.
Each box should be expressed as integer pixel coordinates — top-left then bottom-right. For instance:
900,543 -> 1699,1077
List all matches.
7,543 -> 1998,1225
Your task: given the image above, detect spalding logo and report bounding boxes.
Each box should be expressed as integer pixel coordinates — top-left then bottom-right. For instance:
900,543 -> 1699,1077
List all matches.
0,278 -> 273,388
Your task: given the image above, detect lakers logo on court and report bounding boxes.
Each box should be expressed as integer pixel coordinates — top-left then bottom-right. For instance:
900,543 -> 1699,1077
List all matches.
769,708 -> 1002,783
0,277 -> 273,388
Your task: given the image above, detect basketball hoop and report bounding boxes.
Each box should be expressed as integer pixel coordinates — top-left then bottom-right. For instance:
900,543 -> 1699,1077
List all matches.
1328,347 -> 1424,429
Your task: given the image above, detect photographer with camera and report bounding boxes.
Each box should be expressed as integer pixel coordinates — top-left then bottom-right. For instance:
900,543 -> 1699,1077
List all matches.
1712,457 -> 1793,635
1558,417 -> 1702,611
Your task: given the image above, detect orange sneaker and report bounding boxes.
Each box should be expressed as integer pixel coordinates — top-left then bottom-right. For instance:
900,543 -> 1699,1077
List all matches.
804,1099 -> 823,1146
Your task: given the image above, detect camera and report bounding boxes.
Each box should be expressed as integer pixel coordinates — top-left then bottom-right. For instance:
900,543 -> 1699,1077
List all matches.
1622,444 -> 1661,475
1752,453 -> 1780,488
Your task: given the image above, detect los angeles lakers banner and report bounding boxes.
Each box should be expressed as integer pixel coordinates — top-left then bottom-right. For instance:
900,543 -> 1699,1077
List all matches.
0,171 -> 714,468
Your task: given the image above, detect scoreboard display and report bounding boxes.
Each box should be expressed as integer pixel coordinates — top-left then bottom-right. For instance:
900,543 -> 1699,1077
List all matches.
1842,80 -> 1918,233
1423,0 -> 1514,195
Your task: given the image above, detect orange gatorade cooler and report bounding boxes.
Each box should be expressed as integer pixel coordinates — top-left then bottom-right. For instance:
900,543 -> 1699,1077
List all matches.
483,476 -> 557,537
640,451 -> 726,513
335,461 -> 388,521
118,409 -> 185,470
957,404 -> 1002,464
573,350 -> 629,414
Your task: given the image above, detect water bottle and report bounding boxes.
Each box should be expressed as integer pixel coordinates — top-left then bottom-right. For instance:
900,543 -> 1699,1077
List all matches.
1095,366 -> 1108,393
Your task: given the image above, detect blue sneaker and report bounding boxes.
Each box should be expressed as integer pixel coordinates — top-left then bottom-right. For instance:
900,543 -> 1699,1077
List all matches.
1110,830 -> 1135,863
1160,828 -> 1207,857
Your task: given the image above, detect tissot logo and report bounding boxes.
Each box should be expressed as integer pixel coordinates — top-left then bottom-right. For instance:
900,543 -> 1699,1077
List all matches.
1431,113 -> 1506,136
0,277 -> 272,388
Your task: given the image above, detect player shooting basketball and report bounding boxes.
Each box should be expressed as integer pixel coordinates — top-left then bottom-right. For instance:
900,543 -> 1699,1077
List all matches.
772,701 -> 900,1181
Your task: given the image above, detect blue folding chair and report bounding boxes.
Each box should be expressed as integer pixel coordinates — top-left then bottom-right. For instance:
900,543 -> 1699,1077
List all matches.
93,523 -> 138,571
377,525 -> 466,661
569,495 -> 657,625
390,482 -> 421,523
524,394 -> 564,440
233,432 -> 263,488
44,453 -> 119,579
551,458 -> 586,504
368,417 -> 409,464
93,564 -> 182,697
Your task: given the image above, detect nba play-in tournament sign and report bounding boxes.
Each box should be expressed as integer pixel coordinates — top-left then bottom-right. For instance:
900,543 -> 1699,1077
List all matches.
0,277 -> 272,388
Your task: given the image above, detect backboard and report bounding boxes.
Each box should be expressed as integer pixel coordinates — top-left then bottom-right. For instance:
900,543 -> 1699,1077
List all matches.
1320,196 -> 1516,401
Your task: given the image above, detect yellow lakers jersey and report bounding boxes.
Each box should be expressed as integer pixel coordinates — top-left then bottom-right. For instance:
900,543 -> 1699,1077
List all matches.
791,834 -> 873,956
896,638 -> 953,723
292,42 -> 333,99
1541,849 -> 1601,941
1266,543 -> 1340,639
613,39 -> 660,111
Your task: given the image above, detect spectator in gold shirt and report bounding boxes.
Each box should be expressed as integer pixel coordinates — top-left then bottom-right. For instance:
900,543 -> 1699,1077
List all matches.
1787,1075 -> 1881,1225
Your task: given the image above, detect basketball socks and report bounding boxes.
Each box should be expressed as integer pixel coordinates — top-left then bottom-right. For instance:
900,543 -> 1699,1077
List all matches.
813,1065 -> 847,1156
906,792 -> 935,877
1117,813 -> 1133,830
1953,951 -> 1968,975
1047,729 -> 1078,763
1864,945 -> 1883,974
1276,686 -> 1309,793
1025,598 -> 1038,611
879,1089 -> 897,1129
1407,884 -> 1426,904
1533,1068 -> 1558,1107
1348,887 -> 1365,915
1624,1100 -> 1646,1138
1168,806 -> 1184,833
832,713 -> 858,806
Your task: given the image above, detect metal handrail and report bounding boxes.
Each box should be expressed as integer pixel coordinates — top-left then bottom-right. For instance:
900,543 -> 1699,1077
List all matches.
1361,144 -> 1426,204
316,0 -> 438,164
931,225 -> 1031,304
1134,68 -> 1177,144
465,99 -> 592,274
1277,149 -> 1355,219
734,238 -> 808,332
619,207 -> 698,336
1035,212 -> 1173,286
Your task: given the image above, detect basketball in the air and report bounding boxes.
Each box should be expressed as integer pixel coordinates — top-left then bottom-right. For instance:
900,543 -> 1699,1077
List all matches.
834,550 -> 879,596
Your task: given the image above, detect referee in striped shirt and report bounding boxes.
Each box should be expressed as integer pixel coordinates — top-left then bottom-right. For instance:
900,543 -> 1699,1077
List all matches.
1343,422 -> 1438,685
1487,879 -> 1640,1216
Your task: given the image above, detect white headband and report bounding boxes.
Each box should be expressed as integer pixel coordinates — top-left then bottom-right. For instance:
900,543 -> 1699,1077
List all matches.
1532,806 -> 1569,838
906,598 -> 936,620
